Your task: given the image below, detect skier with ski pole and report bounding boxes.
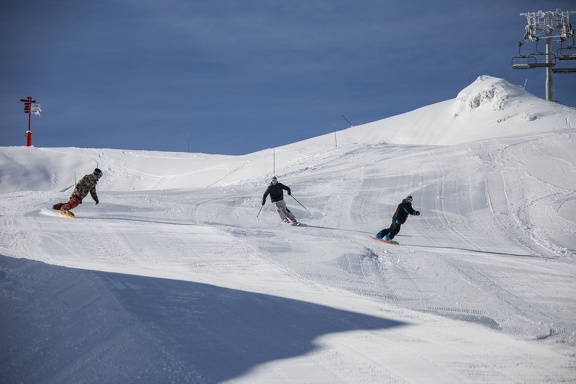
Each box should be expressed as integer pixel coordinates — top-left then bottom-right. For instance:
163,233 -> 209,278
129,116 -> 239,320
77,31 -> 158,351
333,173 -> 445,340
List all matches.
261,176 -> 299,225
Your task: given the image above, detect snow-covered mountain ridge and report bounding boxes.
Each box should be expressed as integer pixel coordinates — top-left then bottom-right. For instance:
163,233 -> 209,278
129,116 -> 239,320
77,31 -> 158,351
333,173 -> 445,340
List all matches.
302,75 -> 575,147
1,76 -> 575,194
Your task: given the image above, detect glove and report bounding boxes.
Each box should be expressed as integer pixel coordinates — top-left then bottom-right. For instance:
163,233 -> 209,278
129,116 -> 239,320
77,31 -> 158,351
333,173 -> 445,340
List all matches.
262,201 -> 265,206
95,199 -> 99,205
415,211 -> 420,215
288,191 -> 291,196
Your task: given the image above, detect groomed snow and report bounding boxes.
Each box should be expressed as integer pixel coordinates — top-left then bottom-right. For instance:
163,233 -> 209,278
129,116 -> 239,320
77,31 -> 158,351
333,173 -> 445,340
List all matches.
1,76 -> 575,383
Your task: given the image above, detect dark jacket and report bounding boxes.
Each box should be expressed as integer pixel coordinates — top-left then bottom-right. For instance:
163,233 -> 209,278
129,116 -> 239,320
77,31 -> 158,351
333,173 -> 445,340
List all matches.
262,182 -> 291,204
392,199 -> 417,224
72,174 -> 99,203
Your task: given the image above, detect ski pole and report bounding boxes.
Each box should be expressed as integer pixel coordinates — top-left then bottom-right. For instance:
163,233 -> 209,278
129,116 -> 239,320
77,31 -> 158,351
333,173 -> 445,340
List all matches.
257,204 -> 264,217
290,195 -> 309,212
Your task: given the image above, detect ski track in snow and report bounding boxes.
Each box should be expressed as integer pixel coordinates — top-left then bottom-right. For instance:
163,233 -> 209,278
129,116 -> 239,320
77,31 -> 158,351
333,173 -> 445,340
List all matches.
2,135 -> 576,383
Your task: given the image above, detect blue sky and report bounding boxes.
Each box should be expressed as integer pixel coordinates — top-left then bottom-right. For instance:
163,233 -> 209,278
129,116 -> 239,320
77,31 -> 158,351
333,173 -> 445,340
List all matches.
1,0 -> 575,155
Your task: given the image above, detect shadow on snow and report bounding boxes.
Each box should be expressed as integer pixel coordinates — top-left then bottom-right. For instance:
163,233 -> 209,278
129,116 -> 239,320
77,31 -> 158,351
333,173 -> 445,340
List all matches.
0,255 -> 406,384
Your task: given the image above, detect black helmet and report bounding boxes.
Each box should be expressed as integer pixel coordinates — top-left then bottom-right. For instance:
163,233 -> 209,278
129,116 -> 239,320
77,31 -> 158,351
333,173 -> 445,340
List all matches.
406,195 -> 413,202
93,168 -> 103,176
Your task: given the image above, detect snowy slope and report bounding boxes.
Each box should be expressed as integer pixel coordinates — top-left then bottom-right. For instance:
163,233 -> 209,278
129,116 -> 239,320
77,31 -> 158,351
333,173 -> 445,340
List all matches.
1,76 -> 575,383
292,75 -> 576,147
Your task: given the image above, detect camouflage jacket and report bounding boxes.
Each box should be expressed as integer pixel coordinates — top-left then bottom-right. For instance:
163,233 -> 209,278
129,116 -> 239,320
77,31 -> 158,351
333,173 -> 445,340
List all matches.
71,174 -> 99,203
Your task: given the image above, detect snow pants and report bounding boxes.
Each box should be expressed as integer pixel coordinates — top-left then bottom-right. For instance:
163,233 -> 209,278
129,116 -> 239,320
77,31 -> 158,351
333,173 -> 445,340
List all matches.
378,220 -> 402,240
53,196 -> 81,211
273,200 -> 297,222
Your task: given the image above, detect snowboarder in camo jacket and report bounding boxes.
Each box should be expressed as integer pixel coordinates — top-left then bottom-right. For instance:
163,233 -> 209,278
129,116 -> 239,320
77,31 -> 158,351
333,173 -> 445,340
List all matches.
53,168 -> 103,213
376,195 -> 420,241
262,176 -> 298,225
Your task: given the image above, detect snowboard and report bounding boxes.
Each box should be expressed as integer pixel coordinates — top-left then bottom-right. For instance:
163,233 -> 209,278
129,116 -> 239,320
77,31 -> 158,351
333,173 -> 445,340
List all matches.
371,237 -> 399,245
56,210 -> 75,218
41,208 -> 75,218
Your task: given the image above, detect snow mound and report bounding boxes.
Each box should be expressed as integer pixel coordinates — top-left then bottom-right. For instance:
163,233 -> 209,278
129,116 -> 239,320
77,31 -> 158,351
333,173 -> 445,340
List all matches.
453,75 -> 536,115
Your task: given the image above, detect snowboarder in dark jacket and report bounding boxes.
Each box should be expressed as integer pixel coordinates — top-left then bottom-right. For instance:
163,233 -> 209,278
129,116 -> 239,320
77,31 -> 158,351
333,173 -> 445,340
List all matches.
262,176 -> 298,225
376,195 -> 420,241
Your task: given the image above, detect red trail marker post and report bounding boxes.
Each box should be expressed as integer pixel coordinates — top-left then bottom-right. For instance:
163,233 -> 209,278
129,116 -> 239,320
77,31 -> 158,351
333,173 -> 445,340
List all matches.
19,96 -> 41,146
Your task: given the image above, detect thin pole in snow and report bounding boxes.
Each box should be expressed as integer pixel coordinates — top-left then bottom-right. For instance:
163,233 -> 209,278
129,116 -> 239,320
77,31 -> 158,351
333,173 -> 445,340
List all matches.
333,122 -> 338,148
